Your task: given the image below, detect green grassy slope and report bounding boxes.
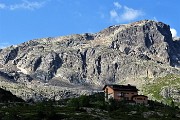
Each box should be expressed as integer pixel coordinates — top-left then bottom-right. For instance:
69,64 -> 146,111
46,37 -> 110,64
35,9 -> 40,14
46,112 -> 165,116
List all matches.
143,74 -> 180,107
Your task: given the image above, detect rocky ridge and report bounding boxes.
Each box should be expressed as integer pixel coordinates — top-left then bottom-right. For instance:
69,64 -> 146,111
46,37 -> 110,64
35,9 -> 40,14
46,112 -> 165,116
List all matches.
0,20 -> 180,102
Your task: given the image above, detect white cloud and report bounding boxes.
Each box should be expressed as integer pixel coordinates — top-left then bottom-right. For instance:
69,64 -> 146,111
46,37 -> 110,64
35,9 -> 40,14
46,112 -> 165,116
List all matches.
113,2 -> 122,9
0,0 -> 46,10
121,6 -> 144,21
10,0 -> 45,10
110,3 -> 144,23
0,43 -> 11,49
170,28 -> 177,37
110,10 -> 118,18
0,3 -> 6,9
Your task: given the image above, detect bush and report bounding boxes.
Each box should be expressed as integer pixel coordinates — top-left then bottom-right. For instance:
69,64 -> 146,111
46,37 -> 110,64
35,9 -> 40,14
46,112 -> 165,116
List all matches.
92,101 -> 106,109
79,95 -> 90,107
67,95 -> 90,109
67,98 -> 80,110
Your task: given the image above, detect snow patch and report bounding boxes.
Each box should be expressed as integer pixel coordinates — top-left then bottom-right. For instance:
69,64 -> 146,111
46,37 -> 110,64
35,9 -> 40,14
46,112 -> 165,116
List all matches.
17,66 -> 28,74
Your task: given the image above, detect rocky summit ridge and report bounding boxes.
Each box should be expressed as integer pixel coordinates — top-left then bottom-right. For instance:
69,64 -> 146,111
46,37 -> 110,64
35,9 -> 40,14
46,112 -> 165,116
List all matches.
0,20 -> 180,102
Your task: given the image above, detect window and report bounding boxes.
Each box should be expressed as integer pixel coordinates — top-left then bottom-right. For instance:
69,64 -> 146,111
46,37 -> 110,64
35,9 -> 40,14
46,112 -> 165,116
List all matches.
117,92 -> 124,97
137,98 -> 143,100
117,93 -> 122,96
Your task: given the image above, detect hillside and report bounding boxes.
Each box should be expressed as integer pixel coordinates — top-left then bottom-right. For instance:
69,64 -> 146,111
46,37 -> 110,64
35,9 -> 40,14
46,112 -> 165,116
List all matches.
143,74 -> 180,106
0,94 -> 179,120
0,20 -> 179,105
0,88 -> 24,103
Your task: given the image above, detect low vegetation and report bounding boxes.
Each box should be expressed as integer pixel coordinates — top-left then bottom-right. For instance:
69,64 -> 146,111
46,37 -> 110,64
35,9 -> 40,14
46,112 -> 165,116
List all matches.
143,74 -> 180,107
0,92 -> 179,120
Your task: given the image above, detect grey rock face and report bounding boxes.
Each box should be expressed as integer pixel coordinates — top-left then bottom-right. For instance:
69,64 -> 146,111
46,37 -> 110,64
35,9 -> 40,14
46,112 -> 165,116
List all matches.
160,86 -> 180,103
0,20 -> 180,100
32,52 -> 63,82
0,46 -> 18,65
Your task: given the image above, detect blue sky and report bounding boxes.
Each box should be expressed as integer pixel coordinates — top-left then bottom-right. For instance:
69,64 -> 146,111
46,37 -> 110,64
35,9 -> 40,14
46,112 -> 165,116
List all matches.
0,0 -> 179,48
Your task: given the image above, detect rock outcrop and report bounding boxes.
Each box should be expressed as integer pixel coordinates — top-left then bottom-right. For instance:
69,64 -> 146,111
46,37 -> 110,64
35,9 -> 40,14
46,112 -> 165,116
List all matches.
160,86 -> 180,103
0,20 -> 179,101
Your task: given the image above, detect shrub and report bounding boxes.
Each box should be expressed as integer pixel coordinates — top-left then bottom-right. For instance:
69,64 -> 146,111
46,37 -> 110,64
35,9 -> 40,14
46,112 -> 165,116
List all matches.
78,95 -> 90,107
67,98 -> 80,110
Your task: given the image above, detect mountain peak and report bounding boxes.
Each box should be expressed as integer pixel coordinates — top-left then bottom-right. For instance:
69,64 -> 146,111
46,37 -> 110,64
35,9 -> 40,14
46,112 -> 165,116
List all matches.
0,20 -> 179,101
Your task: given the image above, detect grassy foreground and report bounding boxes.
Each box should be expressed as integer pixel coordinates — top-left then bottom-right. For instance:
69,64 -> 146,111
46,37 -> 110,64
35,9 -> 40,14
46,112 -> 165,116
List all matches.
0,93 -> 180,120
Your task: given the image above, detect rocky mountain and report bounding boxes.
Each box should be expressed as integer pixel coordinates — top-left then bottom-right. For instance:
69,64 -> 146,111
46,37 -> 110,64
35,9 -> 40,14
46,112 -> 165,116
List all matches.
0,20 -> 179,104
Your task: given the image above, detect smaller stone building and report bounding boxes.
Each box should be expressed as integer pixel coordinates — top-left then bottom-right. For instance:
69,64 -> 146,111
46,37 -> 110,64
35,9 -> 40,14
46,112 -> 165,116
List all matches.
103,84 -> 148,104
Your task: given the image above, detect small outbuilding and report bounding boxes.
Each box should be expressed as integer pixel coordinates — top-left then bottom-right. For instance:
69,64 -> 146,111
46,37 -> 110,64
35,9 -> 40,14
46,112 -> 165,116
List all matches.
132,95 -> 148,104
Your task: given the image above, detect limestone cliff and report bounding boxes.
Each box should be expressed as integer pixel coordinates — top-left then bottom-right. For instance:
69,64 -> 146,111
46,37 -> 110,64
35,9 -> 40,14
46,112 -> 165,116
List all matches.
0,20 -> 179,102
